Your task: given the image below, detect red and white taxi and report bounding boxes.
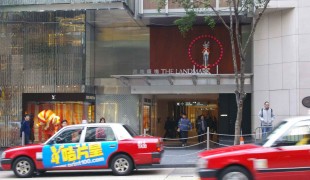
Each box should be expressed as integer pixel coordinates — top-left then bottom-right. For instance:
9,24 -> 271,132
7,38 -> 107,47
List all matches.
197,116 -> 310,180
1,123 -> 163,178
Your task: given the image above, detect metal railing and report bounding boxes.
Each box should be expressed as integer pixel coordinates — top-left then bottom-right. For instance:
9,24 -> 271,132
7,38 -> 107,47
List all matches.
254,125 -> 273,143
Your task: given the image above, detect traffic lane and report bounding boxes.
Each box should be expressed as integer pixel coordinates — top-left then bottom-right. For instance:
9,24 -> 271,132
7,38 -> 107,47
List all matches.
0,168 -> 199,180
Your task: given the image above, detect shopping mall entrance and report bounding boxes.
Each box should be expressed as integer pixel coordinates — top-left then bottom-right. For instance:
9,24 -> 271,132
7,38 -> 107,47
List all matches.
155,94 -> 218,140
151,94 -> 251,145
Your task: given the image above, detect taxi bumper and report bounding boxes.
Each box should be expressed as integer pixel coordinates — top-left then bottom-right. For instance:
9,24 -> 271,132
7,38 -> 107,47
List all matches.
152,150 -> 164,164
1,158 -> 12,170
197,168 -> 218,180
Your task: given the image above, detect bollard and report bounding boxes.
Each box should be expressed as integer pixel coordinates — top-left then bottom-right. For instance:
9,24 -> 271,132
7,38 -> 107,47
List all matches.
240,136 -> 244,145
207,127 -> 210,150
22,131 -> 25,146
143,128 -> 147,136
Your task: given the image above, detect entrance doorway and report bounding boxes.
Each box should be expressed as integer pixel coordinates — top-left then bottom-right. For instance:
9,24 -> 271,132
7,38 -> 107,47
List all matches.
143,105 -> 152,134
156,94 -> 219,144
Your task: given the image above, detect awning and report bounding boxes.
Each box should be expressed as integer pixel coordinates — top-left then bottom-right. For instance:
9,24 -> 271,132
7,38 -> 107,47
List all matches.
108,74 -> 253,94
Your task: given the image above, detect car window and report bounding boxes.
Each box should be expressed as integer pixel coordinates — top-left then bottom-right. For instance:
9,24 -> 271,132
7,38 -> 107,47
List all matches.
265,121 -> 287,144
123,125 -> 138,137
85,126 -> 116,142
274,120 -> 310,147
54,127 -> 83,144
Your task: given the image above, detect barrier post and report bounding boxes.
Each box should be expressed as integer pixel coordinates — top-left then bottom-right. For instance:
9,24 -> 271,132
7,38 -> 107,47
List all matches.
207,127 -> 210,150
22,131 -> 25,146
143,128 -> 147,136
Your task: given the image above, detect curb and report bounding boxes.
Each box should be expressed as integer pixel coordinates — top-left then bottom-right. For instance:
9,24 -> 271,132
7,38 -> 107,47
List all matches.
138,164 -> 196,169
0,164 -> 196,171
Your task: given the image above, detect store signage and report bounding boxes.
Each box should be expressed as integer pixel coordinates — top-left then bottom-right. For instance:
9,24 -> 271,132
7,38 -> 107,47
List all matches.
23,93 -> 96,102
157,68 -> 210,74
135,67 -> 210,75
188,34 -> 224,69
86,95 -> 95,100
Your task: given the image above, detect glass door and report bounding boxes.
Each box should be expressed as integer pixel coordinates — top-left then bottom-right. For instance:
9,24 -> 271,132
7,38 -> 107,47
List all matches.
143,105 -> 151,135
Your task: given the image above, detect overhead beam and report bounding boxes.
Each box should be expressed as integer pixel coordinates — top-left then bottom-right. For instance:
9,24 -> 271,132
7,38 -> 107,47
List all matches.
144,77 -> 151,86
119,76 -> 129,86
167,76 -> 174,85
216,75 -> 220,85
192,75 -> 198,86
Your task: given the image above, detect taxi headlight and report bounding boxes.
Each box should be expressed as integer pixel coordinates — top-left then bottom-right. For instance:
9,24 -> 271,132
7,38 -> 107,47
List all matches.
1,152 -> 6,159
196,158 -> 208,169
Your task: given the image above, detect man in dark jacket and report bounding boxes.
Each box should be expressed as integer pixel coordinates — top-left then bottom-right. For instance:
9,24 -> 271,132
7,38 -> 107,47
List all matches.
196,115 -> 207,143
20,114 -> 31,145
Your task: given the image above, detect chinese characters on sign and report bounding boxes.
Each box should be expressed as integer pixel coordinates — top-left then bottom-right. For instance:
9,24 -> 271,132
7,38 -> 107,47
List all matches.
47,143 -> 105,167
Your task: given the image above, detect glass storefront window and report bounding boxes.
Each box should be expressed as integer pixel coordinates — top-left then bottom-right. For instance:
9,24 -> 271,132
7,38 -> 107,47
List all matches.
25,101 -> 94,142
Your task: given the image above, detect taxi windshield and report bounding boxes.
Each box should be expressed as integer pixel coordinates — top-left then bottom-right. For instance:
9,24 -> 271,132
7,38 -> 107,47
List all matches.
263,121 -> 288,145
123,125 -> 138,137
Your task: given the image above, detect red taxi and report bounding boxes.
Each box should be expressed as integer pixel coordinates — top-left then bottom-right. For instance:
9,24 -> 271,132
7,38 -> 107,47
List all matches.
1,123 -> 163,178
197,116 -> 310,180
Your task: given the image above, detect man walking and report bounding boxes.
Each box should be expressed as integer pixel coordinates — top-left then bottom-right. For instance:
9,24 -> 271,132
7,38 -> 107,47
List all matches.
196,115 -> 206,143
178,113 -> 192,147
258,101 -> 275,141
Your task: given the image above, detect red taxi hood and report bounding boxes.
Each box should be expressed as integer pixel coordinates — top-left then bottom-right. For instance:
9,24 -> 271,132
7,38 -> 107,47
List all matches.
4,144 -> 44,153
199,144 -> 260,158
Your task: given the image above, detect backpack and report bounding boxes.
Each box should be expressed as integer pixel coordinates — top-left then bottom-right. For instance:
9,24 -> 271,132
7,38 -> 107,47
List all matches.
260,108 -> 273,117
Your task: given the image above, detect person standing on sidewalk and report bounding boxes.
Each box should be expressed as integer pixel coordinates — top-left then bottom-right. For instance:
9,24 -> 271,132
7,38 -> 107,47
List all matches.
29,114 -> 35,144
20,114 -> 31,145
178,113 -> 192,147
196,115 -> 206,143
258,101 -> 275,141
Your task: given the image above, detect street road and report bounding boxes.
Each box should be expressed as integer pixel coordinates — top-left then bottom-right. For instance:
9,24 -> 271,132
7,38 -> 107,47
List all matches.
0,168 -> 199,180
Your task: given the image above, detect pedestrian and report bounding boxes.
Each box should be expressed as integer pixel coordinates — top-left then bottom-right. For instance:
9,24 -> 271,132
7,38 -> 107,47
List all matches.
196,115 -> 207,143
178,113 -> 192,147
29,114 -> 35,144
163,117 -> 175,139
99,117 -> 106,123
20,114 -> 31,145
60,119 -> 68,130
258,101 -> 275,141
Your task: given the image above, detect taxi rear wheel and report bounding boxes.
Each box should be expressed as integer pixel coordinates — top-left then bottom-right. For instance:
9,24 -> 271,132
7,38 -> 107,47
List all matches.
218,166 -> 252,180
111,154 -> 133,176
12,157 -> 35,178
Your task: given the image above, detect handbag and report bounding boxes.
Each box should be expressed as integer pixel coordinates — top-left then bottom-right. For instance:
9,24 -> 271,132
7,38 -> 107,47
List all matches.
177,128 -> 180,132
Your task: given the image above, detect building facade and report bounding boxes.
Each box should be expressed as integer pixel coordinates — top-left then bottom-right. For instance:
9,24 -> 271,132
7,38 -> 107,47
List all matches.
0,0 -> 308,147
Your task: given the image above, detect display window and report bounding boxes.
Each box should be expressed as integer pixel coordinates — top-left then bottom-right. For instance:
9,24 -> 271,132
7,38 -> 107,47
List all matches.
25,101 -> 94,142
22,93 -> 95,143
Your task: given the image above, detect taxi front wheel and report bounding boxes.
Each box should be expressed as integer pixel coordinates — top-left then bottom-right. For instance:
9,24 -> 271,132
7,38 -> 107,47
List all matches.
218,166 -> 252,180
111,154 -> 133,176
12,157 -> 35,178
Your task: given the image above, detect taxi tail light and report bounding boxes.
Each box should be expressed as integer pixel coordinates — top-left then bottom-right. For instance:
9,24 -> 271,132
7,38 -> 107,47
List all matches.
156,138 -> 163,151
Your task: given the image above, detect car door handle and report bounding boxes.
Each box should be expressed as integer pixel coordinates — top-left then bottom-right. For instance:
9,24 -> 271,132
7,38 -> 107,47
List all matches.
109,144 -> 116,148
72,147 -> 78,149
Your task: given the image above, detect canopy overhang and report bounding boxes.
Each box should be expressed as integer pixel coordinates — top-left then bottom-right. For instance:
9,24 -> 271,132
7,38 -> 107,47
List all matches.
108,74 -> 253,94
